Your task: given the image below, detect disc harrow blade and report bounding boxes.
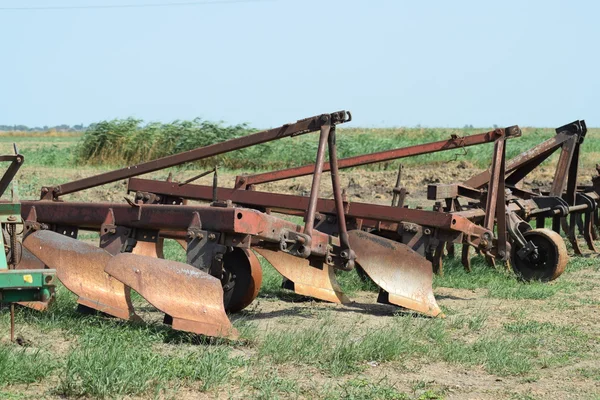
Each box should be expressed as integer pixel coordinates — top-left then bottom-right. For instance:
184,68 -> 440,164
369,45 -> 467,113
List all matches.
15,248 -> 52,311
254,247 -> 349,304
23,230 -> 137,320
348,230 -> 443,317
107,253 -> 238,339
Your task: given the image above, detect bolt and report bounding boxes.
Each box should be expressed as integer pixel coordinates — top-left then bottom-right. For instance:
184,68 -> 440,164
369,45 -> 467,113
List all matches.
340,250 -> 349,259
7,215 -> 16,222
424,228 -> 431,235
196,233 -> 204,240
208,233 -> 216,240
42,187 -> 49,193
187,230 -> 194,239
108,228 -> 116,235
326,255 -> 333,264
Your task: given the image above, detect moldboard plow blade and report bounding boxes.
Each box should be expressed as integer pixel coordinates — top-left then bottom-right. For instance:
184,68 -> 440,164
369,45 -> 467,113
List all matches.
348,230 -> 443,317
107,253 -> 237,339
253,247 -> 350,304
23,230 -> 137,320
131,239 -> 164,259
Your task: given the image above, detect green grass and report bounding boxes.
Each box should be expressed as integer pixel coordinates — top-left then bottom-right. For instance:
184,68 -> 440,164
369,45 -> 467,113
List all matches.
433,256 -> 575,300
0,346 -> 57,387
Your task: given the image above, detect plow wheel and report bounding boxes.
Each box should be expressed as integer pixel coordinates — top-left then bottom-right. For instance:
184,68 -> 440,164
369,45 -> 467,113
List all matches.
253,247 -> 349,304
23,230 -> 138,320
221,248 -> 262,313
348,230 -> 442,317
510,228 -> 568,282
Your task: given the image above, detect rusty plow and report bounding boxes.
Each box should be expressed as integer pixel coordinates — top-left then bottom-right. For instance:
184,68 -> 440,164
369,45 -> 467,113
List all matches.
23,230 -> 237,339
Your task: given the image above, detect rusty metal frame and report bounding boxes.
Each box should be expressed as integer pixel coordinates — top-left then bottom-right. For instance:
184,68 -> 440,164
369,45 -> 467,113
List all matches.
40,111 -> 351,200
235,126 -> 522,188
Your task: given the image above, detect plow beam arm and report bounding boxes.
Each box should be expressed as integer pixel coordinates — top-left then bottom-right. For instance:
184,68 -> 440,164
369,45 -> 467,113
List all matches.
236,126 -> 521,188
464,120 -> 586,189
127,178 -> 494,249
20,201 -> 338,259
41,111 -> 350,199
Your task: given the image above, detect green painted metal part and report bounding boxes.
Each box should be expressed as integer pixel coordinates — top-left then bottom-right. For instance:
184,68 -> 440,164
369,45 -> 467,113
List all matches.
0,199 -> 56,304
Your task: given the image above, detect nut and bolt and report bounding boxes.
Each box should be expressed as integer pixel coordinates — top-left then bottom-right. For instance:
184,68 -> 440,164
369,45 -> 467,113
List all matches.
423,228 -> 431,235
208,233 -> 216,241
7,215 -> 16,222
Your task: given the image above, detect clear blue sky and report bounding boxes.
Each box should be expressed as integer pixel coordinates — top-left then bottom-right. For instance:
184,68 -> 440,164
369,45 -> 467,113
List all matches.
1,0 -> 598,128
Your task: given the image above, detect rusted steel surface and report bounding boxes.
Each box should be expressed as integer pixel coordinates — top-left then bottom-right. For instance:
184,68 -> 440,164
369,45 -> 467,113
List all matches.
21,201 -> 337,258
132,239 -> 164,258
0,154 -> 24,198
348,230 -> 442,317
237,126 -> 521,188
127,179 -> 484,233
303,123 -> 330,238
42,111 -> 350,199
23,230 -> 137,320
253,247 -> 349,304
108,253 -> 237,339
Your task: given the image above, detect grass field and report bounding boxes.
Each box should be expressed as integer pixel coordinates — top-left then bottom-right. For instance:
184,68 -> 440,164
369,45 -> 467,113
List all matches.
0,126 -> 599,399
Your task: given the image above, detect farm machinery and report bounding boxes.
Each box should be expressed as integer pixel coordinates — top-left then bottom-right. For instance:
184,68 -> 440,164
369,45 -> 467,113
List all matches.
0,150 -> 55,342
5,111 -> 598,339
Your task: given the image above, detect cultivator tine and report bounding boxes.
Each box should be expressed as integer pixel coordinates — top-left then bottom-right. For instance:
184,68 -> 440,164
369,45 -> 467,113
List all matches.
23,230 -> 137,320
583,211 -> 597,252
132,238 -> 164,259
461,244 -> 471,272
253,247 -> 349,304
347,230 -> 442,317
107,253 -> 237,339
15,248 -> 52,311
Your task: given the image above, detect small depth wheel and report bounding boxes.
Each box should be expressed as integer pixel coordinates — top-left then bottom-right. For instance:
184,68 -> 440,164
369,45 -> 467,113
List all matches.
221,248 -> 263,313
511,228 -> 568,282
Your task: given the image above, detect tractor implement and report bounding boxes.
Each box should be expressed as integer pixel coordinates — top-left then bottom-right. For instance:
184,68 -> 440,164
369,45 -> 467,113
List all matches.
20,111 -> 451,336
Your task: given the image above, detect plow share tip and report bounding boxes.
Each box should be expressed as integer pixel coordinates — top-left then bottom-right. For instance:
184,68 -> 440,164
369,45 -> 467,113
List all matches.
253,247 -> 350,304
23,230 -> 137,320
347,230 -> 443,317
107,253 -> 238,339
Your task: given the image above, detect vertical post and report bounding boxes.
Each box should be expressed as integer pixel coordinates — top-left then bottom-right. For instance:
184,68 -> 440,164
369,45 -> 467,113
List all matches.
327,126 -> 354,270
303,118 -> 331,238
483,137 -> 507,260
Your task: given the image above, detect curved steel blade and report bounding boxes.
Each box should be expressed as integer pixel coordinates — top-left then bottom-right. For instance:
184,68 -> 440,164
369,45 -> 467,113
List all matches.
23,230 -> 137,320
107,253 -> 237,339
348,230 -> 442,317
15,248 -> 51,311
131,238 -> 164,259
253,247 -> 349,304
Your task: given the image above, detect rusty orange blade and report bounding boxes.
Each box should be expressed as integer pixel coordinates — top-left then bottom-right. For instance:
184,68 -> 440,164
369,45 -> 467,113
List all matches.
254,247 -> 349,304
107,253 -> 238,339
15,248 -> 52,311
348,230 -> 442,317
132,239 -> 164,259
23,230 -> 137,320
